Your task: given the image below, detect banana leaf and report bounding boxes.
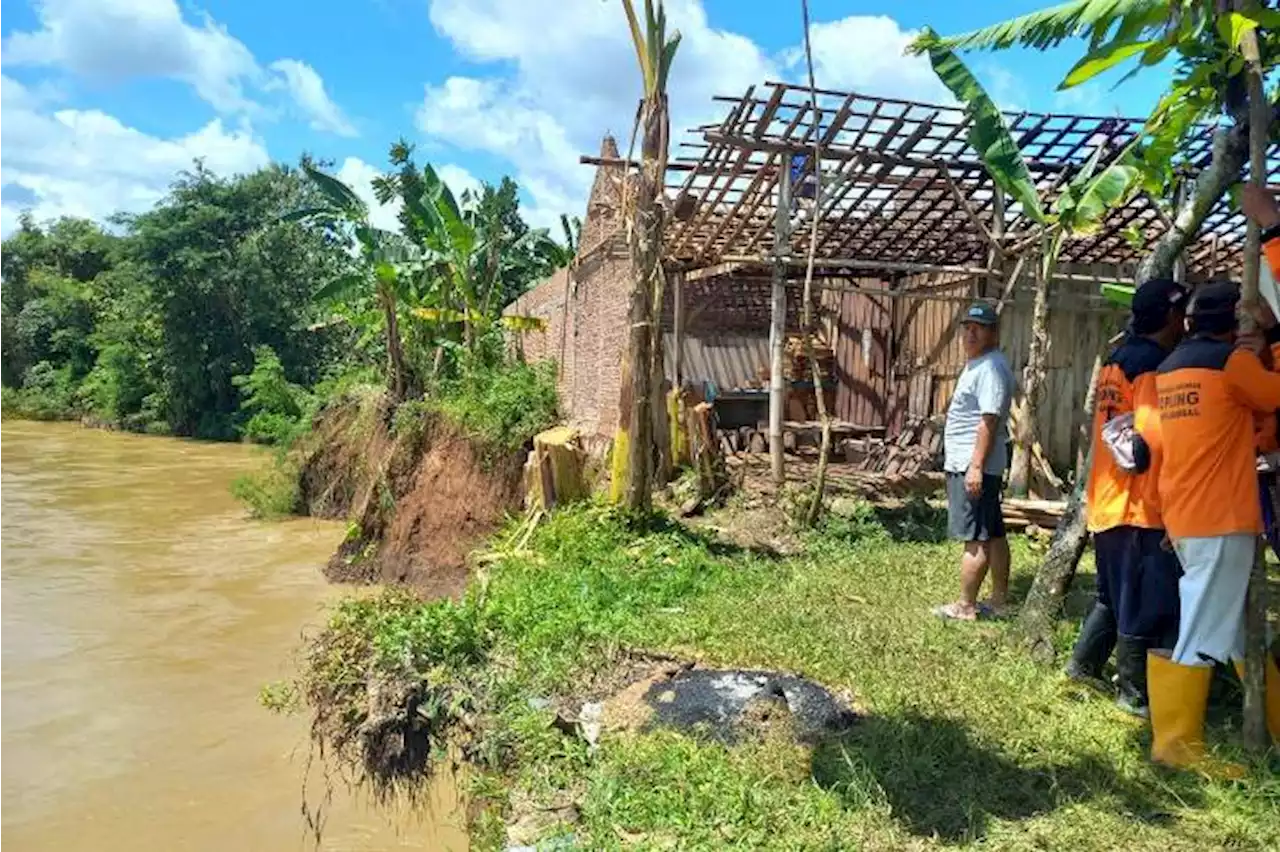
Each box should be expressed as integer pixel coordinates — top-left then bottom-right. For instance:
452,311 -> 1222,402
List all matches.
1100,282 -> 1135,307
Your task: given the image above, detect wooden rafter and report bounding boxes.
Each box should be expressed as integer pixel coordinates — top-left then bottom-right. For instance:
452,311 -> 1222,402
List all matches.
633,81 -> 1280,279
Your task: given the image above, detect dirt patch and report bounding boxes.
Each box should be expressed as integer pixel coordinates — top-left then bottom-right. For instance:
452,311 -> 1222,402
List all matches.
374,427 -> 525,598
305,397 -> 526,598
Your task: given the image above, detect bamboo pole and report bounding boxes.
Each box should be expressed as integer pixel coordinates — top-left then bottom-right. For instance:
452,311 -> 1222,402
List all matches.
986,185 -> 1006,298
799,0 -> 832,526
770,161 -> 793,485
1238,19 -> 1270,756
673,270 -> 685,388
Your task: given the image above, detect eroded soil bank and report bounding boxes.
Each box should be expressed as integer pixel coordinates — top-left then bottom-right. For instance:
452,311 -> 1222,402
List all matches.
296,393 -> 527,599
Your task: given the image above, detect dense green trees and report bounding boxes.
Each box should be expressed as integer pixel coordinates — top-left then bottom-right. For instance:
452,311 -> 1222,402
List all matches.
2,151 -> 573,441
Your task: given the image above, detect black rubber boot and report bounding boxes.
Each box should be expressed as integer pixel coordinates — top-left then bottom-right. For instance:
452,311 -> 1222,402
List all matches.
1065,603 -> 1117,682
1115,636 -> 1151,718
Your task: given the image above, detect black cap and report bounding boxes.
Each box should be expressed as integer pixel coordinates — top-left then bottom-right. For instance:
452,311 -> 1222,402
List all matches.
1131,278 -> 1189,318
1187,280 -> 1240,317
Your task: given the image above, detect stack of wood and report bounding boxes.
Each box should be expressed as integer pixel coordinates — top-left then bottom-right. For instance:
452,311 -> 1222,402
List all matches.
720,426 -> 770,455
783,335 -> 835,382
840,417 -> 943,478
783,335 -> 836,420
1000,497 -> 1066,531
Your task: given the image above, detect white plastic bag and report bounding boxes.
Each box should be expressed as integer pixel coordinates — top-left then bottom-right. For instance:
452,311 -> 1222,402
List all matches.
1101,412 -> 1140,472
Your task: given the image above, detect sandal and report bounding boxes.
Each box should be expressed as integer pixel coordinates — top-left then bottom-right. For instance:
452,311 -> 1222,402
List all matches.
932,602 -> 979,621
978,600 -> 1010,620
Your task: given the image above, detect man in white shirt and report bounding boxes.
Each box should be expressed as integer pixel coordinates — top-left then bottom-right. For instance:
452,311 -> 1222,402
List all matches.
934,301 -> 1015,621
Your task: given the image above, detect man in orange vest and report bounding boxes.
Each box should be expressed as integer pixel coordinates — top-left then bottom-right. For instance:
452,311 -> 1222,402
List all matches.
1065,278 -> 1187,718
1147,279 -> 1280,776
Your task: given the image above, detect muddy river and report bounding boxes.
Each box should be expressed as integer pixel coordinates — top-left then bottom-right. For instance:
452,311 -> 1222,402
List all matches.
1,421 -> 466,850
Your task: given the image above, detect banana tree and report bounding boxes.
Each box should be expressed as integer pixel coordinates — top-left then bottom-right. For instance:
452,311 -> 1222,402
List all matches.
612,0 -> 681,511
912,33 -> 1143,498
537,215 -> 581,269
912,0 -> 1280,676
288,162 -> 419,400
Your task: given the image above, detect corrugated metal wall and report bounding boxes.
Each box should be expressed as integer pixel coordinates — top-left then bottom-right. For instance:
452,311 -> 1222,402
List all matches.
661,332 -> 770,390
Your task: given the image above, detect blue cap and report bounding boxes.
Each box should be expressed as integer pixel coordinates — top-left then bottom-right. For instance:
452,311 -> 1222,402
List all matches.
962,301 -> 999,326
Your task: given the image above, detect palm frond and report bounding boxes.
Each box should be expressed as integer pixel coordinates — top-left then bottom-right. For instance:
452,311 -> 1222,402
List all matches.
915,31 -> 1045,224
907,0 -> 1169,55
657,31 -> 682,94
620,0 -> 655,93
301,163 -> 366,216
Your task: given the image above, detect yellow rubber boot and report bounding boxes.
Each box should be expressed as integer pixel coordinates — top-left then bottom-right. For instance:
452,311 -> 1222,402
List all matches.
1147,650 -> 1246,779
1232,655 -> 1280,744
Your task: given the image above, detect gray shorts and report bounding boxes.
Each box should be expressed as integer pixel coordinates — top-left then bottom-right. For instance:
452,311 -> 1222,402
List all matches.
946,472 -> 1006,541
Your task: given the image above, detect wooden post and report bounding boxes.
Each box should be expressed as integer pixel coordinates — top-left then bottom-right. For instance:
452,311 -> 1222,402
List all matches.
985,185 -> 1005,298
1238,18 -> 1270,756
770,163 -> 793,485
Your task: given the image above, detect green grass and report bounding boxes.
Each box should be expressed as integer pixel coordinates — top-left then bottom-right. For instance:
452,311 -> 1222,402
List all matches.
290,502 -> 1280,851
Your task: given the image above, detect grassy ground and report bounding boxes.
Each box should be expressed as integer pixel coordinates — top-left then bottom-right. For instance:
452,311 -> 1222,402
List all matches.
290,500 -> 1280,851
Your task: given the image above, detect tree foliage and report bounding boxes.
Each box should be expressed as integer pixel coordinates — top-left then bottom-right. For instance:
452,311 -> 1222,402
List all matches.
2,151 -> 564,442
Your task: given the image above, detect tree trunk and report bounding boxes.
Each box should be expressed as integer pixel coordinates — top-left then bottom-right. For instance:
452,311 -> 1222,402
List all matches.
1010,247 -> 1052,498
382,287 -> 407,402
1074,353 -> 1104,484
1238,21 -> 1271,755
613,95 -> 668,512
1017,115 -> 1259,651
1018,452 -> 1094,662
650,271 -> 672,485
798,2 -> 832,527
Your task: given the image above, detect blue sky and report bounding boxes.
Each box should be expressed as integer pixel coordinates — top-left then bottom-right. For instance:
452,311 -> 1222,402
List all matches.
0,0 -> 1173,236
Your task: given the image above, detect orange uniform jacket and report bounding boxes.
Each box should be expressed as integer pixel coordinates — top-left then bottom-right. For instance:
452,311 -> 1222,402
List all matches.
1086,336 -> 1168,532
1155,338 -> 1280,539
1253,338 -> 1280,453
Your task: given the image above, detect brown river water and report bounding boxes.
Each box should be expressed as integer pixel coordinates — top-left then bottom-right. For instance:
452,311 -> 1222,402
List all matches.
1,421 -> 467,851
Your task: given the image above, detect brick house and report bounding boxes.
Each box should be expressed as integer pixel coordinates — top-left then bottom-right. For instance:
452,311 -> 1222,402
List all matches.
507,83 -> 1263,473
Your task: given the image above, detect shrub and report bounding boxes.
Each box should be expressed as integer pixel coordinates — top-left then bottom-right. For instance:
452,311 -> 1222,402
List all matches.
231,458 -> 302,519
80,340 -> 156,427
1,361 -> 81,420
433,359 -> 558,455
232,346 -> 313,447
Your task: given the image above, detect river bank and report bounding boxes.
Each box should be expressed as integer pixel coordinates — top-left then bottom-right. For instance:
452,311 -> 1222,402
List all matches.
282,491 -> 1280,851
0,421 -> 468,851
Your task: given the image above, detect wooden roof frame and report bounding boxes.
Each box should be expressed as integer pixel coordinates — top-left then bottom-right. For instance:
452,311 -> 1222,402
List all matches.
630,81 -> 1280,281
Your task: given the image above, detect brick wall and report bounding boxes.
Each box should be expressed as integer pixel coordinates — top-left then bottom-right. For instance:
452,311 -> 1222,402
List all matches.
504,135 -> 640,441
507,246 -> 634,441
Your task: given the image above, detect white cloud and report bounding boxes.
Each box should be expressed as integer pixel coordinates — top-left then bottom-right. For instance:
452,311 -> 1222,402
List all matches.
3,0 -> 356,134
791,15 -> 951,105
420,2 -> 959,227
268,59 -> 357,137
4,0 -> 261,113
422,0 -> 777,227
1,74 -> 269,235
332,157 -> 486,234
1052,83 -> 1107,114
437,164 -> 482,200
334,156 -> 402,232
